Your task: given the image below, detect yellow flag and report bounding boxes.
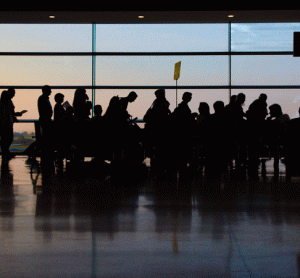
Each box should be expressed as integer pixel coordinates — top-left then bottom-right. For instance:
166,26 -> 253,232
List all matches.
174,61 -> 181,80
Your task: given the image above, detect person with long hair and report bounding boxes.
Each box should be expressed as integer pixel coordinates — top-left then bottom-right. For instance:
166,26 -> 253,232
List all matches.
72,88 -> 92,121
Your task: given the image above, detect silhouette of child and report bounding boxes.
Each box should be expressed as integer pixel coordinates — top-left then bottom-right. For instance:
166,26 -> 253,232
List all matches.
54,93 -> 66,122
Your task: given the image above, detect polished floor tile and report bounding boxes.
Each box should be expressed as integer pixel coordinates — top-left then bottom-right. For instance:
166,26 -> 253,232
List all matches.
0,156 -> 300,277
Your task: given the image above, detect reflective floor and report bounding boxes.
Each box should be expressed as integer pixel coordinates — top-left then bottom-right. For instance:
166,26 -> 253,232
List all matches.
1,156 -> 300,277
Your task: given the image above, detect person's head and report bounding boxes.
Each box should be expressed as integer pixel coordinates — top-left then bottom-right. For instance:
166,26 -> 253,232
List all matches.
198,102 -> 210,115
182,92 -> 192,103
128,91 -> 138,103
269,103 -> 282,118
230,95 -> 237,104
42,85 -> 52,96
213,101 -> 225,113
236,93 -> 246,105
154,89 -> 166,100
104,96 -> 120,116
74,88 -> 87,101
7,87 -> 15,99
259,93 -> 267,102
54,93 -> 64,104
0,90 -> 9,102
94,105 -> 103,116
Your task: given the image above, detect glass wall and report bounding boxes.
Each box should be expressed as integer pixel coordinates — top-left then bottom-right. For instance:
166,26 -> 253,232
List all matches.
231,23 -> 300,52
0,22 -> 300,152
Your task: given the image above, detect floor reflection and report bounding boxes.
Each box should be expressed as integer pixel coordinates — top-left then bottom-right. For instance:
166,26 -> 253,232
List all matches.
0,156 -> 300,277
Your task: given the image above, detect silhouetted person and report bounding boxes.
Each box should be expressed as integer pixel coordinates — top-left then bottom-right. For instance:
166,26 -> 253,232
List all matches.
210,101 -> 225,122
223,95 -> 237,158
144,89 -> 170,134
72,88 -> 91,121
90,105 -> 105,162
0,89 -> 27,160
38,85 -> 54,166
246,94 -> 268,171
90,104 -> 103,126
119,91 -> 138,126
285,108 -> 300,176
169,92 -> 196,172
118,92 -> 140,163
267,103 -> 290,124
38,85 -> 53,127
7,87 -> 28,122
53,93 -> 66,166
224,95 -> 237,123
266,104 -> 290,171
266,103 -> 290,143
72,89 -> 92,161
246,93 -> 268,122
61,106 -> 77,151
231,93 -> 247,168
102,96 -> 123,161
143,89 -> 171,170
194,102 -> 211,169
196,102 -> 210,126
54,93 -> 66,122
62,106 -> 77,125
205,101 -> 228,176
232,93 -> 247,123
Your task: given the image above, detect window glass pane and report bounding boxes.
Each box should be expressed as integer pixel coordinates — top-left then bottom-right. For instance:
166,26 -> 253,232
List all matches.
96,56 -> 228,86
0,56 -> 92,86
96,24 -> 228,52
231,55 -> 299,85
0,24 -> 92,52
6,123 -> 36,153
231,89 -> 300,119
231,23 -> 300,52
95,89 -> 229,121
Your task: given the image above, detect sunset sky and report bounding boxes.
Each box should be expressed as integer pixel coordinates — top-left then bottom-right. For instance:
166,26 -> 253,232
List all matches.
1,23 -> 300,132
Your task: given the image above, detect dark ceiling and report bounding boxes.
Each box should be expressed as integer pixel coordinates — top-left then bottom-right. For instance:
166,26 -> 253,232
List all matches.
1,10 -> 300,24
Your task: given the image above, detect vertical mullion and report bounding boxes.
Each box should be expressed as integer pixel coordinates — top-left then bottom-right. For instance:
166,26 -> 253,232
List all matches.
229,21 -> 232,102
92,23 -> 96,117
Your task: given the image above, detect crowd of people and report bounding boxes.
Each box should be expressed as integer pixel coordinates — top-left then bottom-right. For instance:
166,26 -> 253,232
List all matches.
0,85 -> 298,174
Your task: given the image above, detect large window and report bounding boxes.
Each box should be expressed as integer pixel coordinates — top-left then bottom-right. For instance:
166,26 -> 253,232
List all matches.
1,22 -> 300,151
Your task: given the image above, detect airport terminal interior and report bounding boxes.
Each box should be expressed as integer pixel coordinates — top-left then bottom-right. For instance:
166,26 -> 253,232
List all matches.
2,9 -> 300,277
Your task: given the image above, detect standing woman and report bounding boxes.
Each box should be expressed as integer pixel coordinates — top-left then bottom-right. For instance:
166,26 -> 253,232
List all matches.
0,88 -> 27,160
72,88 -> 92,160
72,88 -> 92,121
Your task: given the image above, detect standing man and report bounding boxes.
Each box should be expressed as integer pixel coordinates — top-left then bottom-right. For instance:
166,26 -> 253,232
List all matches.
119,91 -> 138,124
169,92 -> 196,173
37,85 -> 53,163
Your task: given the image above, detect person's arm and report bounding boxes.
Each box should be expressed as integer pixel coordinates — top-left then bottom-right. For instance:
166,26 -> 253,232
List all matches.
15,110 -> 27,117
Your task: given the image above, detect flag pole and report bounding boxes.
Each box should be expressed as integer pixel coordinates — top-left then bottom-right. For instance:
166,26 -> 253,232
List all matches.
176,79 -> 178,107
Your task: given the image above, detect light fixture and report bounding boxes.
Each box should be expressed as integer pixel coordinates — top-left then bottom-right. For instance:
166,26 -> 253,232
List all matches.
228,15 -> 234,18
138,16 -> 144,19
49,15 -> 55,19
